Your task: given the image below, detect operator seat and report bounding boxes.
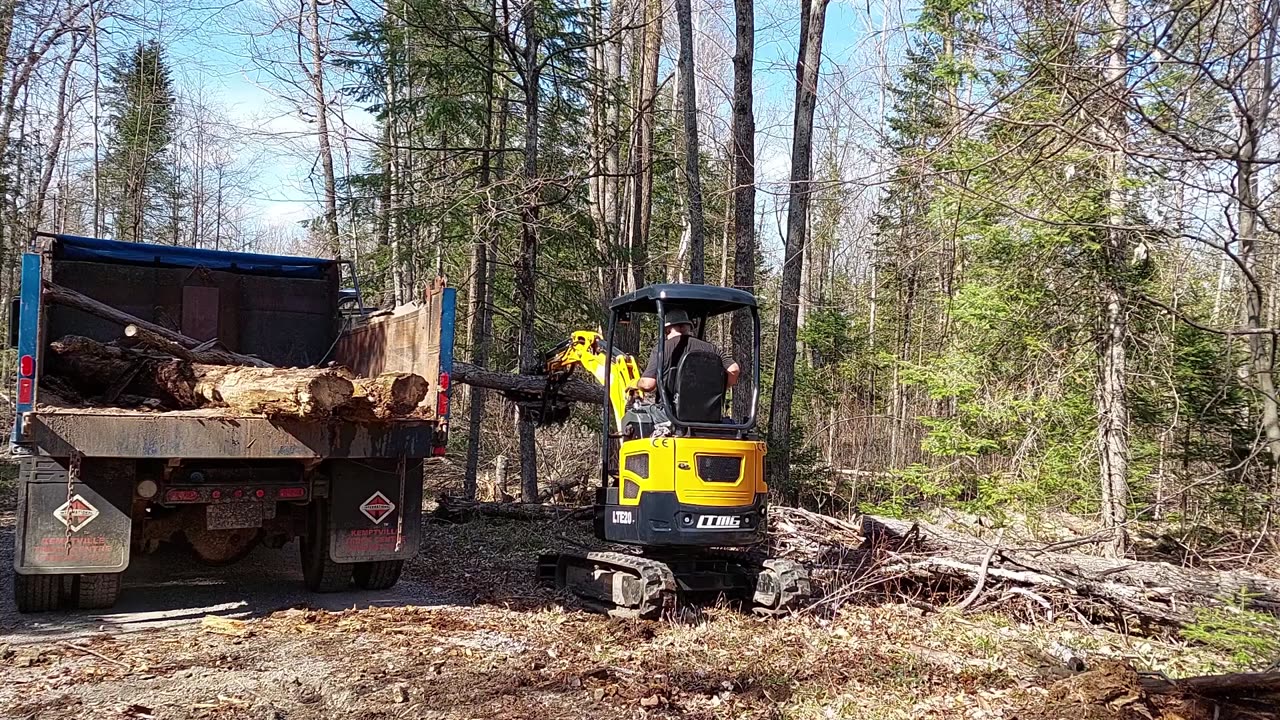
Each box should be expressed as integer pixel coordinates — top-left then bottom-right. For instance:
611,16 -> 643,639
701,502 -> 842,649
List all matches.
671,348 -> 726,424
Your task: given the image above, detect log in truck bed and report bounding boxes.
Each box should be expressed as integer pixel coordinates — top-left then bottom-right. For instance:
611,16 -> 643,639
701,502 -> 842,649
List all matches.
9,232 -> 456,612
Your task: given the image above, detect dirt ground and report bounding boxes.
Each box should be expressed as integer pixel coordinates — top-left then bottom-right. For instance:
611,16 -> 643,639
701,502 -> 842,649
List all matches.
0,505 -> 1262,720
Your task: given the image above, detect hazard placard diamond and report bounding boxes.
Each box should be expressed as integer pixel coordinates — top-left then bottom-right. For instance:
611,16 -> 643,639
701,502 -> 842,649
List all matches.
359,491 -> 395,525
54,494 -> 99,532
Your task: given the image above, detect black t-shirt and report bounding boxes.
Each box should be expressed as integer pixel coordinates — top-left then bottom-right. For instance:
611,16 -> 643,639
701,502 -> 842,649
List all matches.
642,334 -> 733,379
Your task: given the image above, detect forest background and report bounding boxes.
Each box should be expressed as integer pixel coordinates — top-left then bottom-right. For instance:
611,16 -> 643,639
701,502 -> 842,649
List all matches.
0,0 -> 1273,557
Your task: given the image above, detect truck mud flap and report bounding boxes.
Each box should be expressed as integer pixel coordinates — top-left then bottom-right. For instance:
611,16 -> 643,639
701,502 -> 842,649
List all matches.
14,457 -> 132,575
327,459 -> 422,563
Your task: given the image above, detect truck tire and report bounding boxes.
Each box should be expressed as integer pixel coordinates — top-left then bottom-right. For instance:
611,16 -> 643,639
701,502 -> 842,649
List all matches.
13,572 -> 61,613
353,560 -> 404,590
72,572 -> 122,609
301,500 -> 352,592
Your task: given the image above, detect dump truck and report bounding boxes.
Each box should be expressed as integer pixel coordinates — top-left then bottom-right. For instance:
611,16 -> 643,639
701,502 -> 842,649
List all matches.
9,232 -> 456,612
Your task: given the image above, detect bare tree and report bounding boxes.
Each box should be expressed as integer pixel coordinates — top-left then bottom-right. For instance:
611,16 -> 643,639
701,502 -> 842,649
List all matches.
674,0 -> 705,283
1096,0 -> 1131,556
729,0 -> 756,421
767,0 -> 830,491
516,0 -> 541,502
303,0 -> 340,258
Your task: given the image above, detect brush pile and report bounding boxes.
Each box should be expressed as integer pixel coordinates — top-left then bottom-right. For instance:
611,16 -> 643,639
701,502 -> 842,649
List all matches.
768,509 -> 1280,632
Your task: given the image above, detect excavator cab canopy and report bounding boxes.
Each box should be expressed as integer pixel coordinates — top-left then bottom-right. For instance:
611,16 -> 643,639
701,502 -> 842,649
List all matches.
604,283 -> 761,436
609,283 -> 757,318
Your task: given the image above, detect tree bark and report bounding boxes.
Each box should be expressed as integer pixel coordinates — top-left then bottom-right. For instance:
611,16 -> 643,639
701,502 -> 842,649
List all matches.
1096,0 -> 1131,557
674,0 -> 705,284
516,0 -> 542,502
767,0 -> 829,491
46,335 -> 197,408
193,365 -> 354,417
729,0 -> 756,422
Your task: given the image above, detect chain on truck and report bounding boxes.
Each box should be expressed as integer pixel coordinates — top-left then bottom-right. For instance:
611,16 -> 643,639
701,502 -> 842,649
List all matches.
9,232 -> 456,612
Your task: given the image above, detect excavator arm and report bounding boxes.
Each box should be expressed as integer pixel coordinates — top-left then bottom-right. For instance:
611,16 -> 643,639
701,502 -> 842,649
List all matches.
543,330 -> 641,432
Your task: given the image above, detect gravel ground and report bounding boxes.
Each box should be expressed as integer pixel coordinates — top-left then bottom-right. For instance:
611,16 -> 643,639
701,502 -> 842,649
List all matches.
0,507 -> 1255,720
0,511 -> 452,645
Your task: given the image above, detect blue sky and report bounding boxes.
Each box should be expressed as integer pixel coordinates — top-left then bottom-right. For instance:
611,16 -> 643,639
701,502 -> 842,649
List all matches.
131,0 -> 900,241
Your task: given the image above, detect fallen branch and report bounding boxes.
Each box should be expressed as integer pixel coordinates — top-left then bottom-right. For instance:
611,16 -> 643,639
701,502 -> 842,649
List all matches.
44,283 -> 271,367
60,641 -> 131,669
954,530 -> 1003,612
434,494 -> 591,522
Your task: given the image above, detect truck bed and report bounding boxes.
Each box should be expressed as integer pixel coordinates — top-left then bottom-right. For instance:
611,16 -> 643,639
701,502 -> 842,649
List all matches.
27,405 -> 438,459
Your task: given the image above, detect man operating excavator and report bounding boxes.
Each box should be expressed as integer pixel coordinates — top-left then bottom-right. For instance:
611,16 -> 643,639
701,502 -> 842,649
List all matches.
634,308 -> 740,397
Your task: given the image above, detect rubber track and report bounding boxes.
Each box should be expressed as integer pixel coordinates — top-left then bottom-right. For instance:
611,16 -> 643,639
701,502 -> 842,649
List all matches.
752,558 -> 812,616
555,551 -> 677,619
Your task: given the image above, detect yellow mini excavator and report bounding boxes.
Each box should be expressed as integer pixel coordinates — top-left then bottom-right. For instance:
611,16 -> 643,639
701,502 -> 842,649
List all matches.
536,284 -> 810,618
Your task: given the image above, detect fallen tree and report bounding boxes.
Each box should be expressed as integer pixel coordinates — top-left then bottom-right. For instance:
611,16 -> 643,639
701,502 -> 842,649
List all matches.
772,510 -> 1280,628
862,515 -> 1280,626
1048,659 -> 1280,718
453,361 -> 605,405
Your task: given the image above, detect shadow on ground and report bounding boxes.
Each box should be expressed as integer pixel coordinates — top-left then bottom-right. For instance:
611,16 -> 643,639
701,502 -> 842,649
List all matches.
0,519 -> 454,644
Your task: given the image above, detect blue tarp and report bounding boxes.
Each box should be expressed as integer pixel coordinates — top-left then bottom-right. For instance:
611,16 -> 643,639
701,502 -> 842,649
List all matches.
45,233 -> 336,280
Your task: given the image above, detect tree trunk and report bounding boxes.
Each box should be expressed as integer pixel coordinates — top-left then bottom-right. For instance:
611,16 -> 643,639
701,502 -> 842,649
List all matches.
464,4 -> 499,500
729,0 -> 756,422
452,360 -> 606,405
46,335 -> 197,409
341,372 -> 430,421
32,32 -> 86,226
192,365 -> 354,417
1095,0 -> 1132,557
306,0 -> 341,258
600,0 -> 625,315
767,0 -> 830,491
619,0 -> 662,354
674,0 -> 705,284
516,0 -> 542,502
1239,0 -> 1280,475
45,334 -> 358,418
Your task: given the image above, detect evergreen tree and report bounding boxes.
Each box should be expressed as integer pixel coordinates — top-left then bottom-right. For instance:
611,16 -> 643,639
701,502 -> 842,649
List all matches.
103,40 -> 177,243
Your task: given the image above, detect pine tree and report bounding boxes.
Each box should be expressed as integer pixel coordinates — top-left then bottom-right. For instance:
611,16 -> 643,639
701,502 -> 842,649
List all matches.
103,40 -> 177,243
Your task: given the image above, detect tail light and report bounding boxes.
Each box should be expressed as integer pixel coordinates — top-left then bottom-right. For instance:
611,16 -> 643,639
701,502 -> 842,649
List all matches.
17,378 -> 31,404
278,487 -> 306,499
19,354 -> 33,377
165,489 -> 200,502
437,371 -> 451,417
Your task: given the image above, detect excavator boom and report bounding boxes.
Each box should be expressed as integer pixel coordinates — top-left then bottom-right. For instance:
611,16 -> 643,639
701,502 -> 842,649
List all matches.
543,330 -> 641,432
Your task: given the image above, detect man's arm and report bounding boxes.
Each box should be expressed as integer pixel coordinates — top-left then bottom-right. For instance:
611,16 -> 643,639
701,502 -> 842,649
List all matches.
725,362 -> 741,387
636,345 -> 659,392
